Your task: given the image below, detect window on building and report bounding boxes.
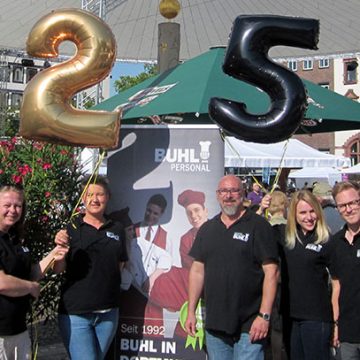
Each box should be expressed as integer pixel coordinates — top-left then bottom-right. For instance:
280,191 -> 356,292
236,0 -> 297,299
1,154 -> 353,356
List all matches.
10,93 -> 22,109
12,66 -> 24,83
350,140 -> 360,165
26,67 -> 38,82
303,59 -> 313,70
0,92 -> 7,108
344,59 -> 358,84
318,58 -> 329,68
287,60 -> 297,71
0,67 -> 10,82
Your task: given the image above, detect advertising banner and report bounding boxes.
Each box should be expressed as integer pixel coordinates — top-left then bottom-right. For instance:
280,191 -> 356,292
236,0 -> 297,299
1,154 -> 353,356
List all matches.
107,125 -> 224,359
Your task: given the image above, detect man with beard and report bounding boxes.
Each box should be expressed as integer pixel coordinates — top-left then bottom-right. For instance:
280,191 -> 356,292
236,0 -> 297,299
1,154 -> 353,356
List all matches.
185,175 -> 279,359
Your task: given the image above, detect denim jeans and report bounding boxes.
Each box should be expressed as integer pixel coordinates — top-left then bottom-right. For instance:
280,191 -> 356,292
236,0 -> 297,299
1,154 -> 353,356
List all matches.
58,308 -> 119,360
205,330 -> 264,360
290,319 -> 332,360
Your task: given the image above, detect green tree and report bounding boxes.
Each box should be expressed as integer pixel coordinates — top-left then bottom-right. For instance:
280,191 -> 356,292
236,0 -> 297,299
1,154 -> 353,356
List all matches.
0,107 -> 20,137
114,63 -> 157,92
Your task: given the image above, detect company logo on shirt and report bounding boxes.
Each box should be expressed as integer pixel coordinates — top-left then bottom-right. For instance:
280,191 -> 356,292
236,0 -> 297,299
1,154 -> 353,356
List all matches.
233,232 -> 249,242
106,231 -> 120,241
154,141 -> 212,173
305,243 -> 322,252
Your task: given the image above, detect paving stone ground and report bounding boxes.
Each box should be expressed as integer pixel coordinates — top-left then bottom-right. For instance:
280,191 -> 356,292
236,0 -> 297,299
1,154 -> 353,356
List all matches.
30,320 -> 69,360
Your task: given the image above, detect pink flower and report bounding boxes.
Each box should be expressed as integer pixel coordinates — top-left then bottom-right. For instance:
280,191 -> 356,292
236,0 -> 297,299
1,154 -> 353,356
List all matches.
45,191 -> 51,198
18,164 -> 32,176
11,175 -> 23,184
60,149 -> 68,155
42,163 -> 52,170
40,215 -> 49,223
33,142 -> 44,150
0,169 -> 3,174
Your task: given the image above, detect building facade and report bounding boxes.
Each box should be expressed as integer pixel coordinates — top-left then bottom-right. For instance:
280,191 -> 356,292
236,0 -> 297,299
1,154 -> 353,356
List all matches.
280,54 -> 360,165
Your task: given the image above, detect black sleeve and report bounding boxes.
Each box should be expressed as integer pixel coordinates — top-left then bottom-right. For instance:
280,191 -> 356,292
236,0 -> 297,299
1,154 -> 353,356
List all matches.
254,216 -> 279,264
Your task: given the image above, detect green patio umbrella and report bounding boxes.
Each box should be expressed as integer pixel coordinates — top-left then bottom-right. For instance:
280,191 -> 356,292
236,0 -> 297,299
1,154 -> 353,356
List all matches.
95,47 -> 360,133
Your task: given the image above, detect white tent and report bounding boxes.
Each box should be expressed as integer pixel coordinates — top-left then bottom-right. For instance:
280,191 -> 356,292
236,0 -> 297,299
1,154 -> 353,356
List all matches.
341,163 -> 360,174
289,167 -> 342,187
224,137 -> 351,168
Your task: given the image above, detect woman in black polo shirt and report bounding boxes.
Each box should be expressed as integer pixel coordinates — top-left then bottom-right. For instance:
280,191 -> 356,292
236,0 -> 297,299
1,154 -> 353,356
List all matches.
275,189 -> 333,360
54,176 -> 128,360
0,184 -> 67,359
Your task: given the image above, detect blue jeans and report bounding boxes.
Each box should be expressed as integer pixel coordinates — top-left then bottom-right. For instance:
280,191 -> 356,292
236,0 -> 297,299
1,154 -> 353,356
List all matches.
205,330 -> 264,360
290,319 -> 332,360
58,308 -> 119,360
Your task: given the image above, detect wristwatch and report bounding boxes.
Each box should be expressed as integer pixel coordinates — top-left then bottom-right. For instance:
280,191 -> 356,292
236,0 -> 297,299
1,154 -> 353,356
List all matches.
258,312 -> 271,321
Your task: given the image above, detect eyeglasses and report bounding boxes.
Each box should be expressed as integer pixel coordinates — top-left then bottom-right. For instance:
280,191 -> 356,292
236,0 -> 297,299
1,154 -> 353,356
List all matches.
336,199 -> 360,213
217,188 -> 241,196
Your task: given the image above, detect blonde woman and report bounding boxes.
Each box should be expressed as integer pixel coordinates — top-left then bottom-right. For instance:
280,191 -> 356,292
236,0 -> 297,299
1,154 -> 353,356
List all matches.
276,190 -> 333,360
268,190 -> 288,226
0,185 -> 67,359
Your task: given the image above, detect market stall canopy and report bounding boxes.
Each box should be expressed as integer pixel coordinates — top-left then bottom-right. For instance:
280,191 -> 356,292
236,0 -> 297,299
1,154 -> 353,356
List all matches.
289,167 -> 343,187
95,48 -> 360,134
225,137 -> 351,169
341,163 -> 360,174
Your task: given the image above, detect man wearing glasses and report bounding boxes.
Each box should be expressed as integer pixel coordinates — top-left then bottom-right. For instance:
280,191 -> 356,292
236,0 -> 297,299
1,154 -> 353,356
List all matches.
330,181 -> 360,360
185,175 -> 279,359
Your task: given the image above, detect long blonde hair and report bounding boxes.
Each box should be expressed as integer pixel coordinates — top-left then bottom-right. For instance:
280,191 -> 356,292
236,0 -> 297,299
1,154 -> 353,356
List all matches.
285,190 -> 329,249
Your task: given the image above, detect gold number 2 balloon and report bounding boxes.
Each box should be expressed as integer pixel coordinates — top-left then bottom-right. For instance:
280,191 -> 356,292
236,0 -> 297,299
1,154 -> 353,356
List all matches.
20,9 -> 121,149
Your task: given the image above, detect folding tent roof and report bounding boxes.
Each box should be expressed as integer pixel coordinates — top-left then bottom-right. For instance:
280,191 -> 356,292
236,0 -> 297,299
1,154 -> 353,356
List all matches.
288,167 -> 343,187
224,137 -> 351,168
341,163 -> 360,174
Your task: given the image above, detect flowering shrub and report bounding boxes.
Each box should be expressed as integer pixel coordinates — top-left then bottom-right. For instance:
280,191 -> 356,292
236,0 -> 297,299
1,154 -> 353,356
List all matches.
0,137 -> 84,320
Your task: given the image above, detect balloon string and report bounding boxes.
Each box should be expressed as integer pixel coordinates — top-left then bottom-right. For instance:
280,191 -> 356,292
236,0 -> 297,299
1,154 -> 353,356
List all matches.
221,130 -> 265,191
221,130 -> 290,219
270,139 -> 289,193
70,149 -> 106,228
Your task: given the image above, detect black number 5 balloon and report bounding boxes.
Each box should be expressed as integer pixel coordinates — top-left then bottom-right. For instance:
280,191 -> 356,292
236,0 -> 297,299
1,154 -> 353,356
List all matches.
20,9 -> 120,149
209,15 -> 319,143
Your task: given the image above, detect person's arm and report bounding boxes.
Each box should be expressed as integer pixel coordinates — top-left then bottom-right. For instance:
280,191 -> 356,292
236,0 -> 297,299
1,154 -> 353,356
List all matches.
142,246 -> 172,293
30,245 -> 68,280
52,229 -> 70,274
256,194 -> 272,216
0,270 -> 40,299
249,261 -> 279,342
147,268 -> 166,294
331,278 -> 340,348
185,260 -> 205,337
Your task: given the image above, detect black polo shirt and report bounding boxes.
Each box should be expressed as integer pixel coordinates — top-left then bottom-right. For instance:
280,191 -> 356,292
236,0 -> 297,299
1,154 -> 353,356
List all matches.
276,226 -> 333,322
330,227 -> 360,343
0,231 -> 32,335
190,210 -> 278,336
59,216 -> 128,314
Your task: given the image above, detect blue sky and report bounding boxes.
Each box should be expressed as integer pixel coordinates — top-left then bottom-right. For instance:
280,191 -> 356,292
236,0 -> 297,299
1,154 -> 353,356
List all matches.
109,61 -> 146,96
